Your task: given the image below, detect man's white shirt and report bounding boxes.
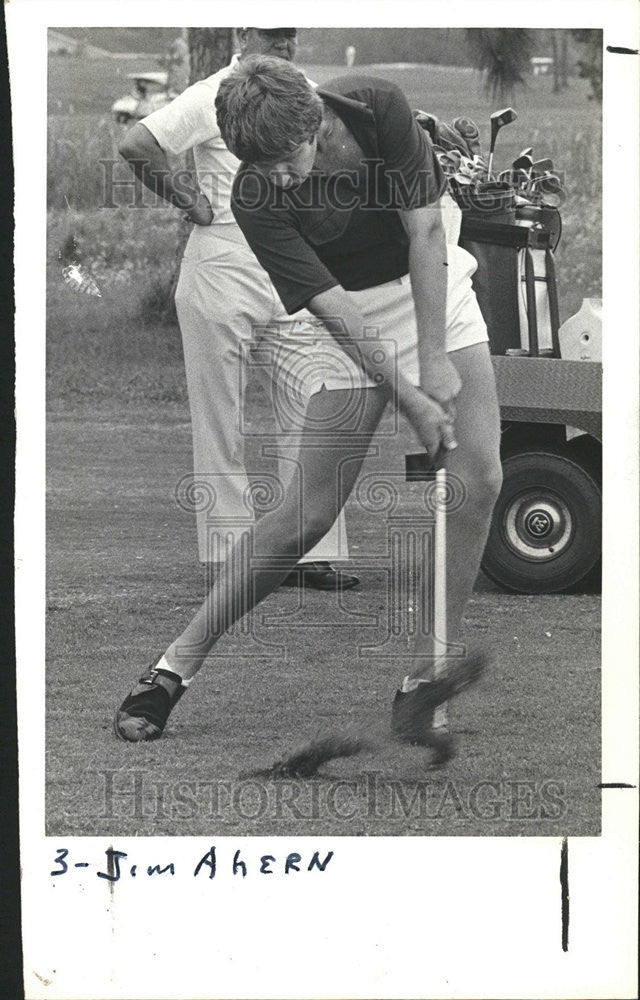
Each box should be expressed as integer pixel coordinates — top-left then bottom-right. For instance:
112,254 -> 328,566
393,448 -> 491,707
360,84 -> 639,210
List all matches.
142,54 -> 243,230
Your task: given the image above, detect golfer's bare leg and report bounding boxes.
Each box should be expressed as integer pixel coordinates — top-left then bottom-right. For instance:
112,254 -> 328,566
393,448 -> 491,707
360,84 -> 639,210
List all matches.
408,342 -> 502,680
166,387 -> 388,678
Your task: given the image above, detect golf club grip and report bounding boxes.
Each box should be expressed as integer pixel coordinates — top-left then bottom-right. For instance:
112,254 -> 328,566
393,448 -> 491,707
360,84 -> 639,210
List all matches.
404,445 -> 449,481
430,444 -> 450,471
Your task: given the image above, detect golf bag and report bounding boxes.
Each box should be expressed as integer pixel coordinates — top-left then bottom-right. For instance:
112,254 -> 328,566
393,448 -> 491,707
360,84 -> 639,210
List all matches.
459,207 -> 562,356
414,110 -> 562,357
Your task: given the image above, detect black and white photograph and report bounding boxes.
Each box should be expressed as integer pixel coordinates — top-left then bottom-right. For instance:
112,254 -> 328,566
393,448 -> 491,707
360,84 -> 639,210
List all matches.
45,21 -> 608,838
9,2 -> 639,998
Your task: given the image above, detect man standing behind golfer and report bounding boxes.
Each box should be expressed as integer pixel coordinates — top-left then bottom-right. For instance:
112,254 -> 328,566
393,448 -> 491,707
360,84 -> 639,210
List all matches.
119,27 -> 358,590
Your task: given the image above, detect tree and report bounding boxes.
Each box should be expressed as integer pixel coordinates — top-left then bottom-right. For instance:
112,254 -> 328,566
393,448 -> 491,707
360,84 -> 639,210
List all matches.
187,28 -> 234,84
571,29 -> 603,101
467,27 -> 602,105
164,30 -> 190,96
559,31 -> 569,90
465,28 -> 535,102
551,30 -> 570,94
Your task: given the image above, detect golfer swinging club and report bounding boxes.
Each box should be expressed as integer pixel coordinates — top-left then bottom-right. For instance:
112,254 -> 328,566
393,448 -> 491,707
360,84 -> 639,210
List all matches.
115,57 -> 503,755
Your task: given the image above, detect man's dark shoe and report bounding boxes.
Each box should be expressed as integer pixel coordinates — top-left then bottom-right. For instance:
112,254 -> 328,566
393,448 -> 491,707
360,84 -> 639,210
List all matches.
391,652 -> 487,749
280,561 -> 360,591
114,657 -> 186,743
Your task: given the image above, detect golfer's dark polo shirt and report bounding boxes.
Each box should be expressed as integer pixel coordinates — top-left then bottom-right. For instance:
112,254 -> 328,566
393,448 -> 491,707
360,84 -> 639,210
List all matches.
230,76 -> 447,314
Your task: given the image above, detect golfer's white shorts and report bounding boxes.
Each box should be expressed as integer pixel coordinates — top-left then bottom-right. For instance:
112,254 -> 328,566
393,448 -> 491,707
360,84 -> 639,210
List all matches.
262,242 -> 489,401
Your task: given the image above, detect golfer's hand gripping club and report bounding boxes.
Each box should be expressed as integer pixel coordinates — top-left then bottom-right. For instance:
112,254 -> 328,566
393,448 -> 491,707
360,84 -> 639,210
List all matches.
404,386 -> 457,460
409,352 -> 460,457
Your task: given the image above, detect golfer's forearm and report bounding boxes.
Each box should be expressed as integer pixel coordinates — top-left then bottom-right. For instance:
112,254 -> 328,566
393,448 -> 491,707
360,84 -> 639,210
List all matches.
307,287 -> 423,416
118,124 -> 200,211
408,226 -> 448,370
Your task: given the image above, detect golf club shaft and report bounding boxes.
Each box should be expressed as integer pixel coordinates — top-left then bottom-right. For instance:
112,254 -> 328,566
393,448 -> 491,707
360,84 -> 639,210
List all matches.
433,468 -> 448,728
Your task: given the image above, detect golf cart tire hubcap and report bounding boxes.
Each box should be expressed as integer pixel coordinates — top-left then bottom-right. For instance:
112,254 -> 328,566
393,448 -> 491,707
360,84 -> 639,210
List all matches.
482,448 -> 601,594
504,492 -> 572,561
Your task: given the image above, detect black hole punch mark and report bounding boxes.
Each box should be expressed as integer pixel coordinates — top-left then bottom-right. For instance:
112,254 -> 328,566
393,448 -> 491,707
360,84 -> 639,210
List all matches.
606,46 -> 639,55
560,838 -> 569,953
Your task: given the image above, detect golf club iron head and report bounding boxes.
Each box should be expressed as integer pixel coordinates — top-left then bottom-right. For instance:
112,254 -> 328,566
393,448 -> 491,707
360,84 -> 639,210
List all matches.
413,109 -> 440,143
531,157 -> 554,176
512,154 -> 534,173
529,171 -> 563,191
525,171 -> 564,206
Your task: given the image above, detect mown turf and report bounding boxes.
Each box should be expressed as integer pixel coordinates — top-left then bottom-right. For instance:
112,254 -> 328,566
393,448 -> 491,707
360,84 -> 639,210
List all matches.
46,405 -> 601,837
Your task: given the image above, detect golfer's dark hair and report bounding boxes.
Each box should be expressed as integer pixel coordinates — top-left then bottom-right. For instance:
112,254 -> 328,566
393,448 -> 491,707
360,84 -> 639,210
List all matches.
216,54 -> 323,163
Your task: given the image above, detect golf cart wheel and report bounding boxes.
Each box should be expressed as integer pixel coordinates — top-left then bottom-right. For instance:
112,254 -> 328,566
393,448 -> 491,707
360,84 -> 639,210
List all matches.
482,448 -> 601,594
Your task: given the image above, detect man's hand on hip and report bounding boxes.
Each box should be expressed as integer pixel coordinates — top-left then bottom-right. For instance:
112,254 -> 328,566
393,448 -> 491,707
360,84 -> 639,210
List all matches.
184,192 -> 214,226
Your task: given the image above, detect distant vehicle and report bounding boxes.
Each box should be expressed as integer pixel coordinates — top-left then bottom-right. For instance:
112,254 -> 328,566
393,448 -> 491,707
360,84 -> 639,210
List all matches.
531,56 -> 554,76
111,72 -> 171,124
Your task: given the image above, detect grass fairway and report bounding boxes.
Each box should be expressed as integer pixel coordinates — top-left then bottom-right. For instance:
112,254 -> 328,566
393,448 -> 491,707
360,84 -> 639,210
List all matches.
46,406 -> 601,837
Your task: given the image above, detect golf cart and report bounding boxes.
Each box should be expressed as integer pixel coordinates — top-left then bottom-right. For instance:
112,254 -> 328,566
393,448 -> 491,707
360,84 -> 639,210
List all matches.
408,108 -> 602,595
111,72 -> 171,124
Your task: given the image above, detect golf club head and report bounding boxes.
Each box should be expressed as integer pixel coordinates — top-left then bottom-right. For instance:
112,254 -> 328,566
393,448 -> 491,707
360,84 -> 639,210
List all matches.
512,154 -> 533,172
437,121 -> 475,157
526,172 -> 564,206
451,115 -> 482,156
531,157 -> 554,176
489,107 -> 518,151
413,109 -> 440,143
539,175 -> 564,200
438,149 -> 462,176
530,171 -> 563,190
487,107 -> 517,179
